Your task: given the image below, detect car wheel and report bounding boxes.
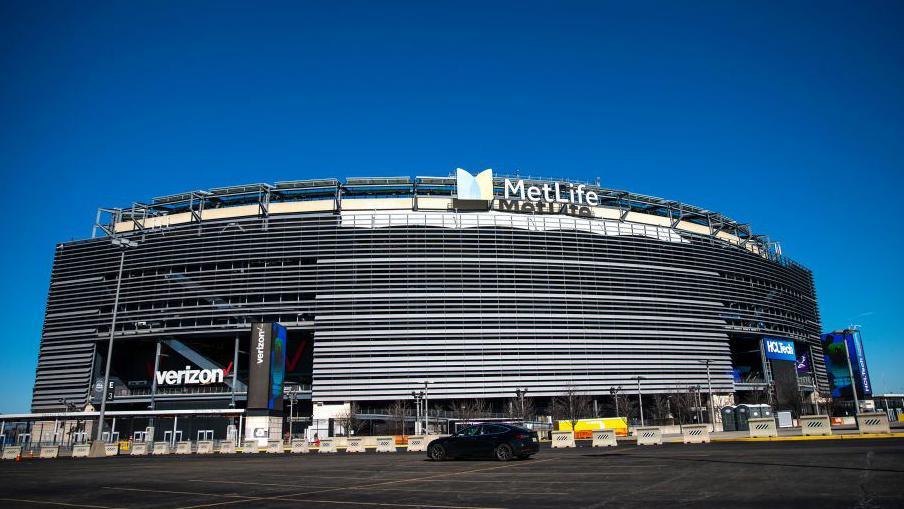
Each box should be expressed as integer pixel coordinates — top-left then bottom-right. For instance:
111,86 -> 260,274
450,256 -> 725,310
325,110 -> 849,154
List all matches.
428,444 -> 447,461
494,444 -> 514,461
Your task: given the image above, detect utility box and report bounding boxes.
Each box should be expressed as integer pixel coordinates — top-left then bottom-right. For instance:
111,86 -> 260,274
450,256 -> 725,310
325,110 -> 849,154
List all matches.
776,411 -> 793,428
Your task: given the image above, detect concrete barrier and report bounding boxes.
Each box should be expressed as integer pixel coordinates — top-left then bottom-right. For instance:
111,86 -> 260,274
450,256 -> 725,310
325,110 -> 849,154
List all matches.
242,440 -> 259,453
635,427 -> 662,446
346,437 -> 366,453
152,442 -> 171,455
858,413 -> 891,434
131,442 -> 149,456
318,438 -> 337,453
591,429 -> 617,447
72,444 -> 91,458
39,445 -> 60,458
800,415 -> 832,436
175,441 -> 192,455
375,436 -> 396,453
2,446 -> 22,460
681,424 -> 710,444
105,443 -> 119,456
217,441 -> 236,454
266,440 -> 284,454
748,417 -> 778,438
290,439 -> 310,454
196,440 -> 214,454
551,431 -> 576,448
406,435 -> 428,452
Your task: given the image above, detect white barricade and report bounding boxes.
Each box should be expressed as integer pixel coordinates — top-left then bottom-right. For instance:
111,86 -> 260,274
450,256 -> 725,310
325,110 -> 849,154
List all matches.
375,436 -> 397,453
266,440 -> 284,454
2,446 -> 22,460
858,413 -> 891,434
406,435 -> 428,452
290,439 -> 310,454
635,427 -> 662,445
152,442 -> 171,455
242,440 -> 259,453
318,438 -> 337,453
218,441 -> 236,454
105,444 -> 119,456
40,445 -> 60,458
748,417 -> 778,438
72,444 -> 91,458
196,440 -> 214,454
551,431 -> 576,448
131,442 -> 149,456
681,424 -> 710,444
800,415 -> 832,436
346,437 -> 366,453
592,429 -> 618,447
175,441 -> 192,455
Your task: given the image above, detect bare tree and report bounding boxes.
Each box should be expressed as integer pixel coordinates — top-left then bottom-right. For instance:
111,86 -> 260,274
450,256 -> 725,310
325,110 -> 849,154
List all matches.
456,399 -> 490,425
651,393 -> 672,425
551,385 -> 592,431
520,397 -> 536,421
336,401 -> 367,437
388,400 -> 408,435
671,387 -> 698,425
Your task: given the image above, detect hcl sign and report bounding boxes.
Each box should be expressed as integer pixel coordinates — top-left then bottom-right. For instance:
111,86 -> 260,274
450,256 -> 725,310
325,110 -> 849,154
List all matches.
764,338 -> 796,362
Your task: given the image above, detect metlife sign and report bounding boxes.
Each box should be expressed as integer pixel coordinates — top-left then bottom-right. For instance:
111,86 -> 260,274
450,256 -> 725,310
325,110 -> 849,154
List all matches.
455,168 -> 598,218
764,338 -> 797,362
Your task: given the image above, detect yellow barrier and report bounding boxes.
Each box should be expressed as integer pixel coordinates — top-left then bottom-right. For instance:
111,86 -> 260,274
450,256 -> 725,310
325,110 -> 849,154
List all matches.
558,417 -> 629,437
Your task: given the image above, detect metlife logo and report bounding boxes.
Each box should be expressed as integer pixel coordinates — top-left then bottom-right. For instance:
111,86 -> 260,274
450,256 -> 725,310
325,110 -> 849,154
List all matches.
764,338 -> 797,362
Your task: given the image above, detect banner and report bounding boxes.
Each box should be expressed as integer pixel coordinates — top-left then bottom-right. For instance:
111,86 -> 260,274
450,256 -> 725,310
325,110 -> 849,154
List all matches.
248,323 -> 274,410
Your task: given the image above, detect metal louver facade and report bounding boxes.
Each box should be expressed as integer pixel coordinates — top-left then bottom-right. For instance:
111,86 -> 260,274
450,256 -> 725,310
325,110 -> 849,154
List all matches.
33,177 -> 824,411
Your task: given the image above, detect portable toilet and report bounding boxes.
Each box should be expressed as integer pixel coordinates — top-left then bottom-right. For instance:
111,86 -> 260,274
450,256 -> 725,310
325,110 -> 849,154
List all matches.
735,405 -> 751,431
721,406 -> 737,432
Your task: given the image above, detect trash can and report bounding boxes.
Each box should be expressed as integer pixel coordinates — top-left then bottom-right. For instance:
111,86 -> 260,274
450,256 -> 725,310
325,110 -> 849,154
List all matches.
721,406 -> 737,432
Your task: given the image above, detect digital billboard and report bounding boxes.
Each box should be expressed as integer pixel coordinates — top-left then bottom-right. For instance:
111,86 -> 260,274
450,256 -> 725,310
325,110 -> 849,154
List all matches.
763,338 -> 796,362
269,323 -> 287,411
821,330 -> 872,399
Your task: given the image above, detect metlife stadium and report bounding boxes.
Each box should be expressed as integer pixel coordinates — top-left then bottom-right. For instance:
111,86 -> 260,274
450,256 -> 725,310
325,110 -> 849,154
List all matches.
30,169 -> 827,434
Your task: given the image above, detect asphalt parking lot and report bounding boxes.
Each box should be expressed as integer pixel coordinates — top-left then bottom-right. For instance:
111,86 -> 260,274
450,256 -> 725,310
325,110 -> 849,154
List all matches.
1,438 -> 903,509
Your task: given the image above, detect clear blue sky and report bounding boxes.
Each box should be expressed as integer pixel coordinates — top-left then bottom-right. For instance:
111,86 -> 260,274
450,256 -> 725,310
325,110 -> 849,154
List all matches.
1,1 -> 902,413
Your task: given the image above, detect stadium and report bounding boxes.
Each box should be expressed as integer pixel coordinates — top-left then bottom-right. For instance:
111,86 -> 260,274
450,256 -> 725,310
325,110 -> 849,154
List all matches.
30,169 -> 826,439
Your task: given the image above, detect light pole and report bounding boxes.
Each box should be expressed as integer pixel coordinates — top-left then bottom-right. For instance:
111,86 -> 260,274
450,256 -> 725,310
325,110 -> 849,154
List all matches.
699,359 -> 715,427
90,237 -> 138,457
424,381 -> 431,434
634,376 -> 646,427
515,388 -> 528,420
411,391 -> 424,434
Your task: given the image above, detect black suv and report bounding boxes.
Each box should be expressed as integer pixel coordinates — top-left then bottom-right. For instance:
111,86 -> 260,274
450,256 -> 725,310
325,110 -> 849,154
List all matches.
427,423 -> 540,461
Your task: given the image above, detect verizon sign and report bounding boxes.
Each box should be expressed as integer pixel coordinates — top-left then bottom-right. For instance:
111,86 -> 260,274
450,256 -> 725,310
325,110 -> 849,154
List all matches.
155,365 -> 225,385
